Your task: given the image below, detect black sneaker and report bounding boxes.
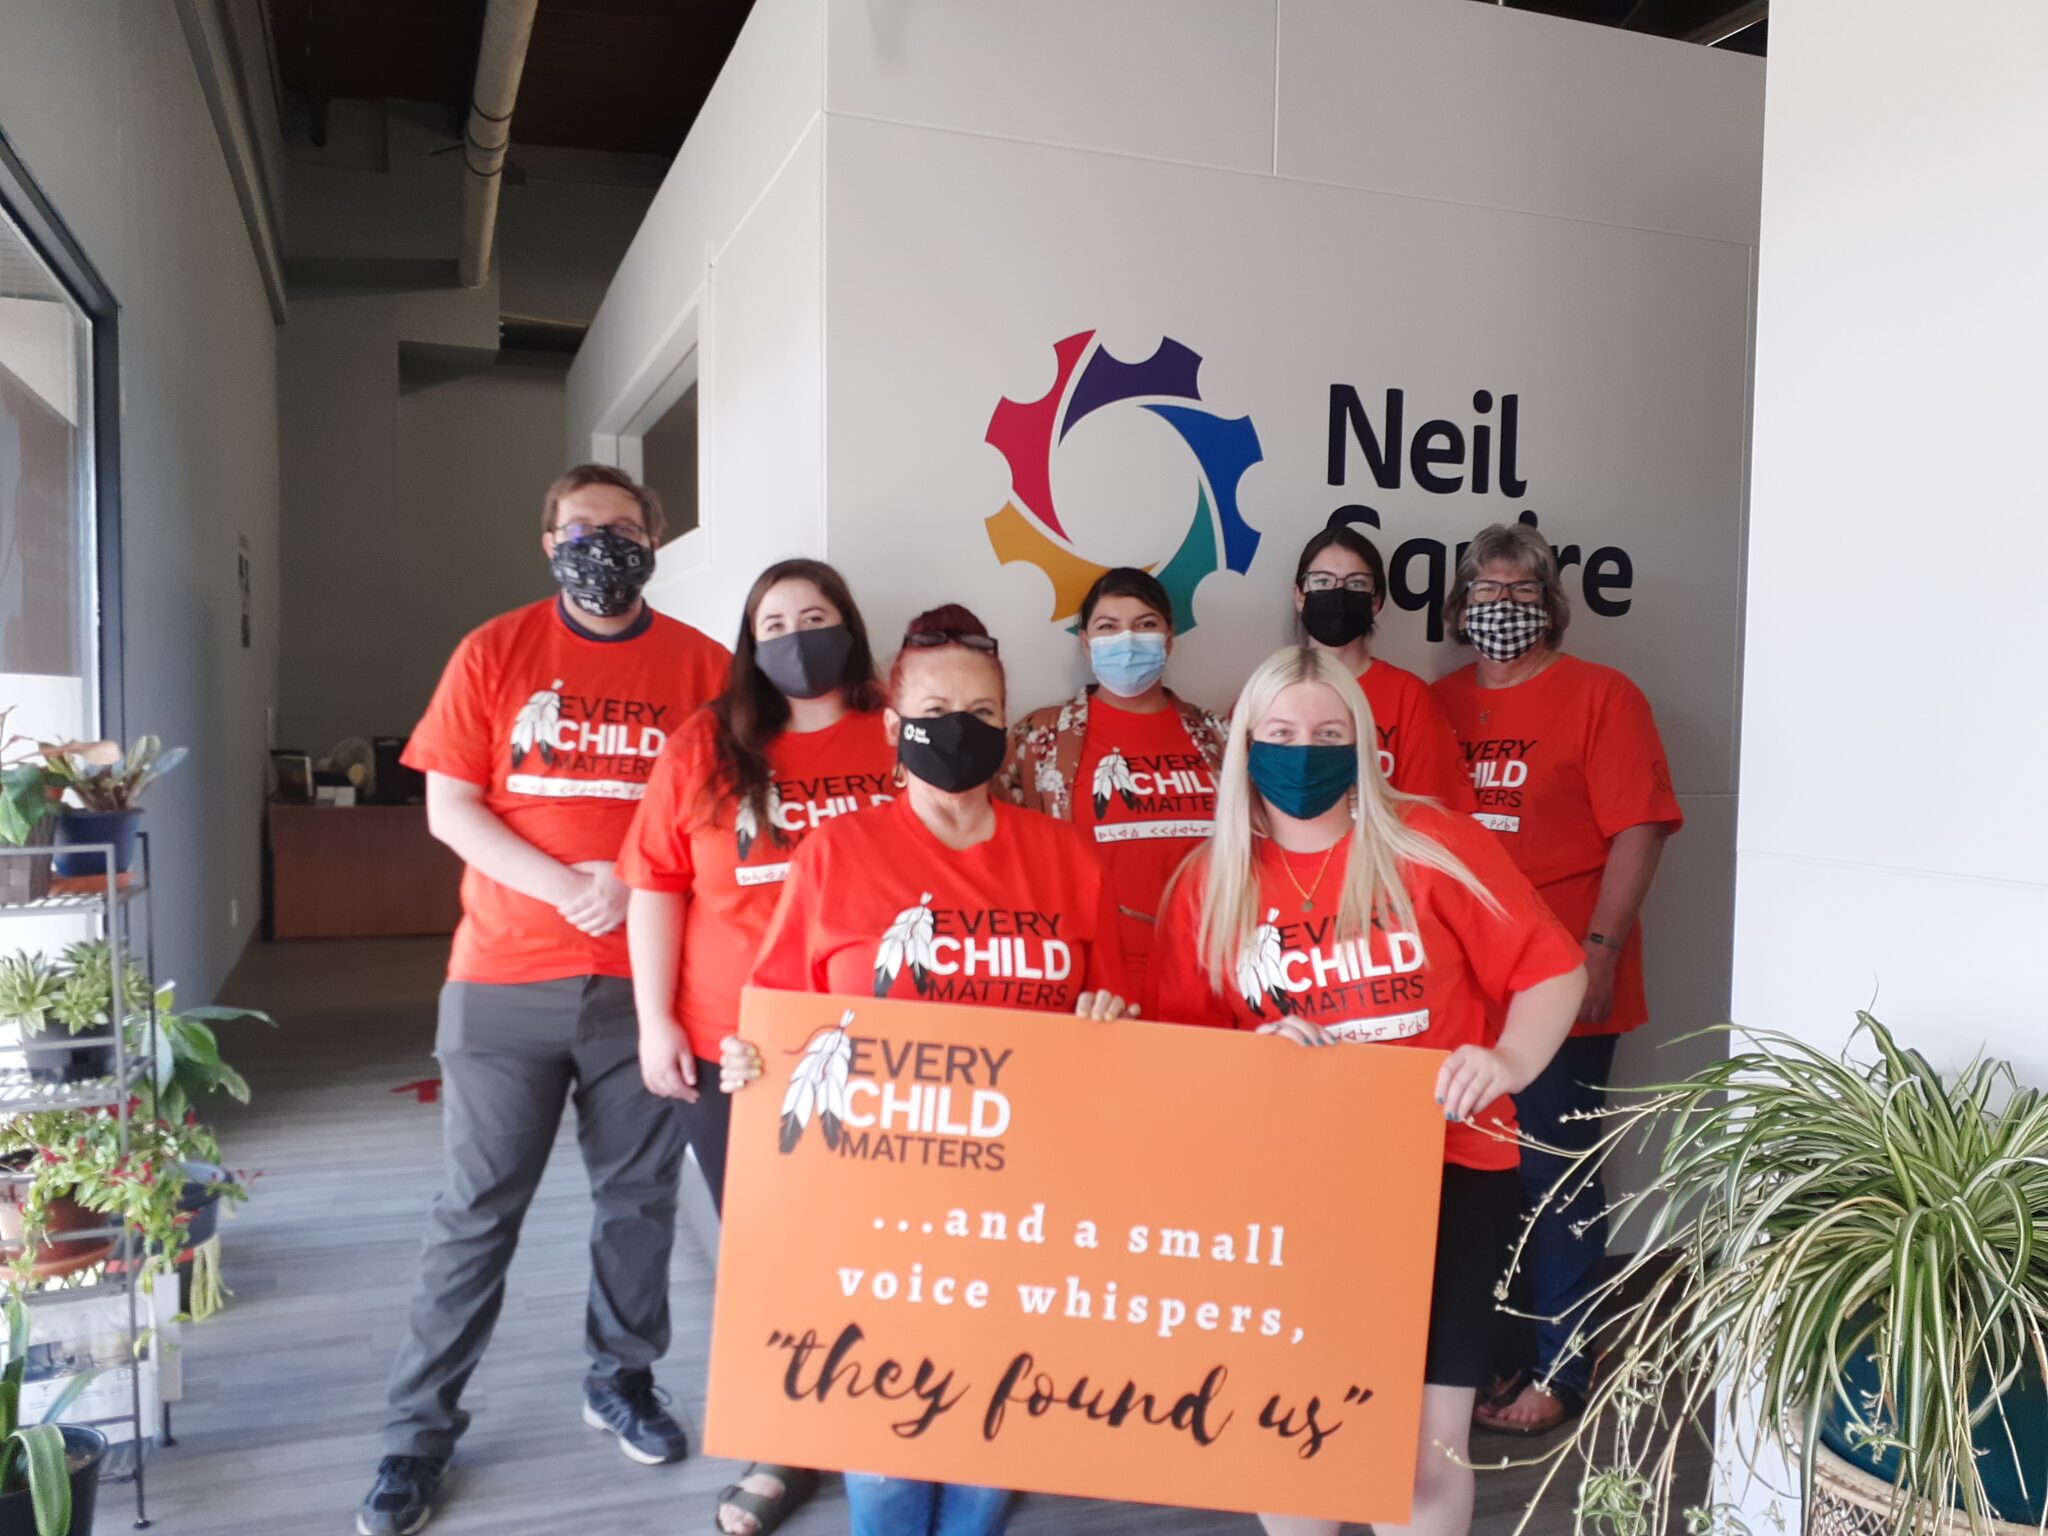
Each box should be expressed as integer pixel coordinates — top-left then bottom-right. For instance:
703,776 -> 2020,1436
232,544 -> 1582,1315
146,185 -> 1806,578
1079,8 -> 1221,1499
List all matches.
583,1370 -> 689,1465
357,1455 -> 445,1536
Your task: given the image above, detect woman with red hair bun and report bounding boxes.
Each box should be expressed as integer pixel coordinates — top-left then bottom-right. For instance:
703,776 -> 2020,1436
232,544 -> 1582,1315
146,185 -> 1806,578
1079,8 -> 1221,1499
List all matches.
728,603 -> 1135,1536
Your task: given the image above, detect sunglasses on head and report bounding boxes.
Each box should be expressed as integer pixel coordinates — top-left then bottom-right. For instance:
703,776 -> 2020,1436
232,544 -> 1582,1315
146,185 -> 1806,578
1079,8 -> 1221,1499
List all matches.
901,630 -> 1000,657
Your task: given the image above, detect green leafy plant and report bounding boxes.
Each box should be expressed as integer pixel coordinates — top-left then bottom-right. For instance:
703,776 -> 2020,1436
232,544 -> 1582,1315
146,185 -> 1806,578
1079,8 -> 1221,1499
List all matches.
0,707 -> 62,847
0,955 -> 63,1035
1,1292 -> 98,1536
1510,1012 -> 2048,1536
38,736 -> 184,814
148,987 -> 270,1124
0,943 -> 148,1043
0,1108 -> 190,1289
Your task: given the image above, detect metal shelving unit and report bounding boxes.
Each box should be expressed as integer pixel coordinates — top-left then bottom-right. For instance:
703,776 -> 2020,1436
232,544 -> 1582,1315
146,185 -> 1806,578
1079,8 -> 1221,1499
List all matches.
0,832 -> 158,1529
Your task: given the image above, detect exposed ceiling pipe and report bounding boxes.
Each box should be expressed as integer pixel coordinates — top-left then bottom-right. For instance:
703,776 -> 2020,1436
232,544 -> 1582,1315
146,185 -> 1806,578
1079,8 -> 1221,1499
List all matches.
1685,1 -> 1768,46
459,0 -> 539,289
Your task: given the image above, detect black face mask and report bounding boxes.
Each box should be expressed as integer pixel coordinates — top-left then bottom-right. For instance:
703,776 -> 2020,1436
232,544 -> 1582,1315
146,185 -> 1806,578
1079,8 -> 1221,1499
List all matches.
1300,588 -> 1376,647
550,527 -> 654,618
756,625 -> 852,701
897,712 -> 1008,794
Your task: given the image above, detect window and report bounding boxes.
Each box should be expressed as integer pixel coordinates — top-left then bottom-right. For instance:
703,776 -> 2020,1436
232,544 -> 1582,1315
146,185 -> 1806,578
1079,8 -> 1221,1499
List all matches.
0,131 -> 119,747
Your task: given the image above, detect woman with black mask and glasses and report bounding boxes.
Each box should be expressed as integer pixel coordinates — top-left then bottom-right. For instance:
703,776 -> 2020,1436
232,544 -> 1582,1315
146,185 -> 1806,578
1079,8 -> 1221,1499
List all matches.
1290,526 -> 1474,808
726,603 -> 1135,1536
619,557 -> 894,1536
1432,522 -> 1683,1438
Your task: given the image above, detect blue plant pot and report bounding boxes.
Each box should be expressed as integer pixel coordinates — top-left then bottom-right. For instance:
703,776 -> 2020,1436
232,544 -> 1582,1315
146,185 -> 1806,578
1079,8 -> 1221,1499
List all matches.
1821,1335 -> 2047,1523
52,809 -> 141,879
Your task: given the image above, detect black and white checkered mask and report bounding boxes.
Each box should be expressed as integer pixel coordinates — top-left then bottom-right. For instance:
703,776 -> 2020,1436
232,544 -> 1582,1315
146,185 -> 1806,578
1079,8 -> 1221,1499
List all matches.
1464,598 -> 1549,662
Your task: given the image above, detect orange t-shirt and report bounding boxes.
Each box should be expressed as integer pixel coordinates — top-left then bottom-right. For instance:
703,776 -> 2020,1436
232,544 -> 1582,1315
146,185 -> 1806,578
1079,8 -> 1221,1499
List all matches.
1431,653 -> 1683,1036
1357,659 -> 1479,811
403,599 -> 731,985
750,795 -> 1128,1012
1149,805 -> 1582,1170
1072,695 -> 1218,988
616,708 -> 896,1059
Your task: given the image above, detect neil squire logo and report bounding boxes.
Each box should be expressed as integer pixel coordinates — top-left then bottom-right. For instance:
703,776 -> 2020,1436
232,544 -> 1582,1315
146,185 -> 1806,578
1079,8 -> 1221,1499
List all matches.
984,331 -> 1263,633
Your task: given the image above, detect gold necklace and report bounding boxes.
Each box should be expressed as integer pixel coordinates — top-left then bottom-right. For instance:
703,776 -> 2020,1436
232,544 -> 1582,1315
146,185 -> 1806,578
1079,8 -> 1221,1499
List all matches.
1276,841 -> 1340,914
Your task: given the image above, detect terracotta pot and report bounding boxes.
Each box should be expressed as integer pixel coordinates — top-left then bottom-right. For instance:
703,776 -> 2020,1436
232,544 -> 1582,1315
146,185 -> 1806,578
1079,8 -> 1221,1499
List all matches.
0,1166 -> 116,1280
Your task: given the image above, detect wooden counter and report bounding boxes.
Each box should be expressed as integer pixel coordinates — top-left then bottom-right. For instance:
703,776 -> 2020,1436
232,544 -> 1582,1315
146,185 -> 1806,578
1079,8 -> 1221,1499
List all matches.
266,803 -> 463,940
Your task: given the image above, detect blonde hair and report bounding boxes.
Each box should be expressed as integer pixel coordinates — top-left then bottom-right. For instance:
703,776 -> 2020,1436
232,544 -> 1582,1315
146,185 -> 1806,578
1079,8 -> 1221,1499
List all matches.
1193,647 -> 1501,993
1444,522 -> 1569,649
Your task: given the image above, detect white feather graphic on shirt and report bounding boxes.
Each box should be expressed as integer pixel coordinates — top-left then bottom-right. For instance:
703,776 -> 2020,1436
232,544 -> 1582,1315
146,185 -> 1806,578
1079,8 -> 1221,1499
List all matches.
779,1013 -> 853,1153
735,784 -> 784,861
1236,906 -> 1295,1018
510,679 -> 564,768
1091,748 -> 1140,819
874,892 -> 937,997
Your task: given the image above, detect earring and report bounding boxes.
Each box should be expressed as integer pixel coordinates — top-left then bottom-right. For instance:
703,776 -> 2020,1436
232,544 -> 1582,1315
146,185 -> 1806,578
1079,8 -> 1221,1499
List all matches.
891,760 -> 909,790
1347,784 -> 1359,821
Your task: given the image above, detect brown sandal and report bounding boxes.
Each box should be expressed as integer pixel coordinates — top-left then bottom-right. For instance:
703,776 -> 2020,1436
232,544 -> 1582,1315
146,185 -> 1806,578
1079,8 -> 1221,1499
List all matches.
1474,1380 -> 1585,1436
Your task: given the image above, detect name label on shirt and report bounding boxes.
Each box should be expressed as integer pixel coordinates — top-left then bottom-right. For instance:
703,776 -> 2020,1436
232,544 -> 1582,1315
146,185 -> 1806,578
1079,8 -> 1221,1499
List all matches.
1093,819 -> 1215,844
1474,812 -> 1521,834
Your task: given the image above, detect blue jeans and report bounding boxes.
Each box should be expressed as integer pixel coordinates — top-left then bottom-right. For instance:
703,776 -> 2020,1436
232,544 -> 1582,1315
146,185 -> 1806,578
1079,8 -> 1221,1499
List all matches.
1513,1032 -> 1618,1397
845,1474 -> 1011,1536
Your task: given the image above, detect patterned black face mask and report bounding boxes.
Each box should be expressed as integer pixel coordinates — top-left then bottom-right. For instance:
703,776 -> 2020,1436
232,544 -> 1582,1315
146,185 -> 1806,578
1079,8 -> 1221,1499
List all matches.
550,527 -> 654,618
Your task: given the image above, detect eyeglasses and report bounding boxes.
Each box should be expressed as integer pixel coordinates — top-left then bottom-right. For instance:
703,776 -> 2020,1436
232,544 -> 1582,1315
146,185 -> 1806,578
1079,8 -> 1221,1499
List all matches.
901,630 -> 1000,657
556,520 -> 651,546
1300,573 -> 1375,595
1468,579 -> 1544,603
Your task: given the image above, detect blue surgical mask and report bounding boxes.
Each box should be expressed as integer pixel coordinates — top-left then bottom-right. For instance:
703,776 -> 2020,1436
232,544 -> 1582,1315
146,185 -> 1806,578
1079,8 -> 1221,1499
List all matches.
1088,631 -> 1169,698
1247,741 -> 1357,820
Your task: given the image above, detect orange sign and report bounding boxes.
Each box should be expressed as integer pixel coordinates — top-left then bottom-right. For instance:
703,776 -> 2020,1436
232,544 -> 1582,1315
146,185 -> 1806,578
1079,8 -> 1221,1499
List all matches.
707,988 -> 1449,1524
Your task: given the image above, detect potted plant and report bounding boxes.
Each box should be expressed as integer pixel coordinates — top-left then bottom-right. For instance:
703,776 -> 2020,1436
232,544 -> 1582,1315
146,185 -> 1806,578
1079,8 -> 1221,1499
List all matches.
0,711 -> 60,907
124,985 -> 268,1319
0,1110 -> 188,1293
0,946 -> 148,1087
1510,1012 -> 2047,1536
40,737 -> 185,880
0,1293 -> 107,1536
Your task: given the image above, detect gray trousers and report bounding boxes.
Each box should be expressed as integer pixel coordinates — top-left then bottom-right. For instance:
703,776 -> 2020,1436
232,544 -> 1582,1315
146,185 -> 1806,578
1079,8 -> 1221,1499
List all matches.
383,976 -> 687,1459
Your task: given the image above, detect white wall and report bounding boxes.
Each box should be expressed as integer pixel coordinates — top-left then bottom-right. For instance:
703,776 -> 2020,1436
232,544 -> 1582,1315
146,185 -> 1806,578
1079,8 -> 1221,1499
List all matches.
576,0 -> 1763,1212
1730,16 -> 2044,1519
1735,6 -> 2048,1076
0,0 -> 282,1001
275,105 -> 657,751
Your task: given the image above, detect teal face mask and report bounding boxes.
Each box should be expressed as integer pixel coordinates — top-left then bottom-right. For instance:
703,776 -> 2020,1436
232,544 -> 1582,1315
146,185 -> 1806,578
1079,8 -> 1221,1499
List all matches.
1088,631 -> 1169,697
1247,741 -> 1358,819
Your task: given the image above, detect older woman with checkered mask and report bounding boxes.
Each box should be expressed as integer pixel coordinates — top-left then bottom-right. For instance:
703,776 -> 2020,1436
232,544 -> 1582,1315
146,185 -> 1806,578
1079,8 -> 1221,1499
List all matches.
1431,522 -> 1684,1437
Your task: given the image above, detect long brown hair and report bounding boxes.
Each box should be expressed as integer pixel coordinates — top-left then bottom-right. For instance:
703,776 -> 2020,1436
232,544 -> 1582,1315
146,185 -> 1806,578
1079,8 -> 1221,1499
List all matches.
711,560 -> 882,824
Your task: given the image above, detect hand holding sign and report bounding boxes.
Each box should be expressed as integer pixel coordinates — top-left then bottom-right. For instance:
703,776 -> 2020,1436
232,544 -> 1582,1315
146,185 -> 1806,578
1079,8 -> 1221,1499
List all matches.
707,988 -> 1448,1525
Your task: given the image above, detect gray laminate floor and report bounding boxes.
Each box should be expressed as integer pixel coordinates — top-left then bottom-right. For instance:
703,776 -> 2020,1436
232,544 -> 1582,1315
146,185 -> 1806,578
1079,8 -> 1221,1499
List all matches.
136,937 -> 1699,1535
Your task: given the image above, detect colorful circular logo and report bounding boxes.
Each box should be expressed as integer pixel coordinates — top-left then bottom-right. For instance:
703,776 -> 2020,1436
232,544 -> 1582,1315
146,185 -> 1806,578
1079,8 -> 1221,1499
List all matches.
983,331 -> 1263,632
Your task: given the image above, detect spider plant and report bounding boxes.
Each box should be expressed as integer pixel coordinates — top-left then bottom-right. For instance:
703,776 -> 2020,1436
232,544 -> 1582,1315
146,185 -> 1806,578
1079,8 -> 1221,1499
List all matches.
1508,1011 -> 2048,1536
1,1292 -> 101,1536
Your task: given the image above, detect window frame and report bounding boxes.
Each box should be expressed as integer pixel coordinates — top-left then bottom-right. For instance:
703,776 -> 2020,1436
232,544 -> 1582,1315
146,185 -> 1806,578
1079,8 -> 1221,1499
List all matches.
0,126 -> 123,744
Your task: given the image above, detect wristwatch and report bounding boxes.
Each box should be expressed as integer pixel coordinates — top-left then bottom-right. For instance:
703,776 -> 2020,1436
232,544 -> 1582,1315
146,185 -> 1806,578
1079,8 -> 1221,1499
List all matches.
1586,932 -> 1623,951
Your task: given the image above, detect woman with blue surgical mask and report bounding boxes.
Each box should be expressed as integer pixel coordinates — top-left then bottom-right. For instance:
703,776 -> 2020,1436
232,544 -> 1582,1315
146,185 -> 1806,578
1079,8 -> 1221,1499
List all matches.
999,567 -> 1226,998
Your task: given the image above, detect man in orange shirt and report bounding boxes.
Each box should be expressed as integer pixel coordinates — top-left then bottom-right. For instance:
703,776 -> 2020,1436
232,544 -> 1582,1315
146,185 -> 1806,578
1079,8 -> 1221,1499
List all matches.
359,467 -> 730,1536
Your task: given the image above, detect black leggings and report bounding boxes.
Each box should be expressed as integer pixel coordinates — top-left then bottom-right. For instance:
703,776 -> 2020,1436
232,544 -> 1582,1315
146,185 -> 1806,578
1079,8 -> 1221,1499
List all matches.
674,1058 -> 732,1214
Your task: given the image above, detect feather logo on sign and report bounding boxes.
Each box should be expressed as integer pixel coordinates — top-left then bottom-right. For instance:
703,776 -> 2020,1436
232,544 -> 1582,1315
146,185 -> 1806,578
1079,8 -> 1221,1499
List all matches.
1091,747 -> 1140,819
779,1012 -> 854,1153
1236,906 -> 1295,1019
510,680 -> 564,768
735,783 -> 785,861
874,893 -> 937,997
